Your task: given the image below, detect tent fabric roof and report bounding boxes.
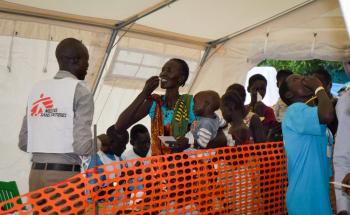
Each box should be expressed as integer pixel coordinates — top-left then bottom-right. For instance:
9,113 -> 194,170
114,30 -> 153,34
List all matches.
5,0 -> 313,41
190,0 -> 350,95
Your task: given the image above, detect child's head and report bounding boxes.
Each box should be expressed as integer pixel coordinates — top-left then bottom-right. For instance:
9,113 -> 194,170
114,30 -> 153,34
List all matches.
130,124 -> 150,158
220,89 -> 245,123
103,125 -> 129,157
279,74 -> 314,106
193,90 -> 220,116
226,84 -> 246,102
276,69 -> 293,88
248,74 -> 267,99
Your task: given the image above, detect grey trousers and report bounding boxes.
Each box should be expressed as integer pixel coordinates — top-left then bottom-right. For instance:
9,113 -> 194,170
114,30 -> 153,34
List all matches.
29,168 -> 79,192
334,165 -> 350,213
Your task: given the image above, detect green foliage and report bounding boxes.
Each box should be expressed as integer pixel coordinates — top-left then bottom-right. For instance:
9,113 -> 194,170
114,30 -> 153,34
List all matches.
258,59 -> 349,83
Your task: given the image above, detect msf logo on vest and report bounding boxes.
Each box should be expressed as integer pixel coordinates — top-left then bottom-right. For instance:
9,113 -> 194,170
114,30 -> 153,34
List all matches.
31,93 -> 67,118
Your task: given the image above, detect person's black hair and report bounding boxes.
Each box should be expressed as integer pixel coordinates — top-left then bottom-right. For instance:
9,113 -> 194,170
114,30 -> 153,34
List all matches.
276,69 -> 293,81
170,58 -> 189,86
248,74 -> 267,90
221,90 -> 245,112
279,80 -> 292,105
130,124 -> 149,141
312,67 -> 332,85
55,38 -> 87,62
106,125 -> 129,145
225,84 -> 246,103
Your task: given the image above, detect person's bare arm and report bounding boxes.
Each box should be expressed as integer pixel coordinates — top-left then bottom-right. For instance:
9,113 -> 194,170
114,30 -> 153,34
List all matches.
250,114 -> 267,143
115,76 -> 159,130
18,114 -> 28,152
303,77 -> 334,124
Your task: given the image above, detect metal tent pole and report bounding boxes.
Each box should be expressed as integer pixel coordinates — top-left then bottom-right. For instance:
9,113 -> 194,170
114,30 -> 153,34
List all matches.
92,0 -> 178,95
188,46 -> 212,93
92,28 -> 118,95
115,0 -> 177,31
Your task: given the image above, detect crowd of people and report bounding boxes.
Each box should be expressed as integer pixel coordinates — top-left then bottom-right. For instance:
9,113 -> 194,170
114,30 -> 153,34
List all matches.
18,37 -> 350,215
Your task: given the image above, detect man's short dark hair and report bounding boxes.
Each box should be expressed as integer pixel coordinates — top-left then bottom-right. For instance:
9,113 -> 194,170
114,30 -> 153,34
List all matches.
55,38 -> 87,61
279,80 -> 292,105
226,84 -> 246,102
130,124 -> 148,140
248,74 -> 267,90
106,125 -> 129,145
170,58 -> 189,86
312,67 -> 332,85
276,69 -> 293,81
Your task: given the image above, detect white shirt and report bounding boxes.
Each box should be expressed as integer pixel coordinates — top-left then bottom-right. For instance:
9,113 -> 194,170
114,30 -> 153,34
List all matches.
121,149 -> 142,160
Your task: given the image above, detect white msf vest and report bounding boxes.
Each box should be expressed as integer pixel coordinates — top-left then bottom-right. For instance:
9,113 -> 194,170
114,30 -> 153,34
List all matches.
27,78 -> 80,153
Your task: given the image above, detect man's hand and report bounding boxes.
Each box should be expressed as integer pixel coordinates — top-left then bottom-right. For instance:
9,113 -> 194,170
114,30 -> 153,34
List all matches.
342,173 -> 350,196
142,76 -> 159,96
302,76 -> 323,92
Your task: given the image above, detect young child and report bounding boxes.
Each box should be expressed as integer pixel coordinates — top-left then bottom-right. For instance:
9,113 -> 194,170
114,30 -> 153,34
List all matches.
86,125 -> 129,170
82,125 -> 129,203
171,90 -> 226,151
246,74 -> 277,132
122,124 -> 150,160
270,70 -> 293,141
273,69 -> 293,123
221,85 -> 266,145
279,74 -> 334,215
121,124 -> 151,206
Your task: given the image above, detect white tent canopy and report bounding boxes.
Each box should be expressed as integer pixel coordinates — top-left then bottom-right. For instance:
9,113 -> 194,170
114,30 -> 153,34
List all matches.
0,0 -> 349,193
5,0 -> 314,40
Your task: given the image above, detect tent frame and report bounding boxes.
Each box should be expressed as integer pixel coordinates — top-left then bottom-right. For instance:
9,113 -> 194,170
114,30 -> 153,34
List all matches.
91,0 -> 178,94
0,0 -> 322,94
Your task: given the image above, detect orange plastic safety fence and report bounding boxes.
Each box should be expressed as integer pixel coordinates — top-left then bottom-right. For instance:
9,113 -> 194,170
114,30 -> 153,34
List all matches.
0,142 -> 289,215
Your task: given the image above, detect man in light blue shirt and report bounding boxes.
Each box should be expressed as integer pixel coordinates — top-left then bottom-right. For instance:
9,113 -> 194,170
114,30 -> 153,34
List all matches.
280,74 -> 335,215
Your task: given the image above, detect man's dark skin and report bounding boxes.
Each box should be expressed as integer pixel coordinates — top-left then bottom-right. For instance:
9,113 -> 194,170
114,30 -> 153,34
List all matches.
131,132 -> 151,158
312,70 -> 338,136
55,38 -> 89,80
282,74 -> 334,124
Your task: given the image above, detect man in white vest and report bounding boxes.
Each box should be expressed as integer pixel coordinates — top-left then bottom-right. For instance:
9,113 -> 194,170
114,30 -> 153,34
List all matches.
18,38 -> 94,191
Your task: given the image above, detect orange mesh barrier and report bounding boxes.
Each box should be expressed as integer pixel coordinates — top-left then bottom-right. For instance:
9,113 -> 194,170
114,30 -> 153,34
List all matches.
1,142 -> 290,214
